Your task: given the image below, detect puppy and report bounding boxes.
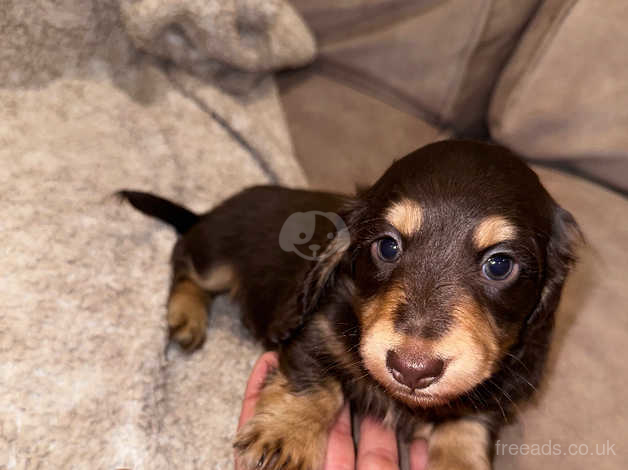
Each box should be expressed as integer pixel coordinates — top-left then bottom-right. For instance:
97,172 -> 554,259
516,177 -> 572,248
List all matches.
118,140 -> 580,470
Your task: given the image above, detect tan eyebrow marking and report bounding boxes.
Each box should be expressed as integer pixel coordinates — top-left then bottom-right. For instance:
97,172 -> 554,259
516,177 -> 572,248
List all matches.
473,215 -> 517,250
385,198 -> 423,237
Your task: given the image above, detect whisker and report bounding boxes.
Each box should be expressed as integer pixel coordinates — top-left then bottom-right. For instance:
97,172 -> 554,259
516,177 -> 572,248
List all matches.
504,352 -> 532,374
501,364 -> 537,392
485,379 -> 521,422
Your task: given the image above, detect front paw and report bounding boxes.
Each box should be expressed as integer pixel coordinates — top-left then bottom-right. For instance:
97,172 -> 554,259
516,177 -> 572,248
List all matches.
428,454 -> 491,470
427,419 -> 492,470
234,366 -> 343,470
234,419 -> 325,470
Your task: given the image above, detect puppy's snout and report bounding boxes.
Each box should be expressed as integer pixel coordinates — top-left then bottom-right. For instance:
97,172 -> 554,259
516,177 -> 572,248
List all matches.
386,350 -> 444,390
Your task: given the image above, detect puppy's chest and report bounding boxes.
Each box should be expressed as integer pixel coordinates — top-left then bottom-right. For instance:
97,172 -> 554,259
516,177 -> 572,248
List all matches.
340,370 -> 436,438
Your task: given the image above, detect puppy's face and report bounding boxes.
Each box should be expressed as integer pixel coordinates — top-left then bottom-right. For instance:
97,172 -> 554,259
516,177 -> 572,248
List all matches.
306,141 -> 579,408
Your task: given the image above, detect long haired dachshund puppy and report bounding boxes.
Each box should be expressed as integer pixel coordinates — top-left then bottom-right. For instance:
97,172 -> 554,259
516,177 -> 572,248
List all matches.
119,140 -> 580,470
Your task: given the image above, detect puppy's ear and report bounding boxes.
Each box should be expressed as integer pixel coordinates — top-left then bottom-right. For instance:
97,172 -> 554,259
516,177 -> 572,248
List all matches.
300,199 -> 366,317
505,203 -> 582,394
528,203 -> 582,325
300,233 -> 350,316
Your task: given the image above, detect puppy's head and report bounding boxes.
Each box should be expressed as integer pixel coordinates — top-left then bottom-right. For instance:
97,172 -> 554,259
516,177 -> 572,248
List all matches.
303,140 -> 580,408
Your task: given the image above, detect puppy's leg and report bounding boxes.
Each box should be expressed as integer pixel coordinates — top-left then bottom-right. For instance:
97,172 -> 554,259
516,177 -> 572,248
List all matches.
235,369 -> 344,470
427,418 -> 492,470
167,278 -> 209,350
168,240 -> 238,351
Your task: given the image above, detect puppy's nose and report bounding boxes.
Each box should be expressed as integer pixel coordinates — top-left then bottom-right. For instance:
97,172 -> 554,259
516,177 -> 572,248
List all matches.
309,243 -> 320,252
386,350 -> 444,390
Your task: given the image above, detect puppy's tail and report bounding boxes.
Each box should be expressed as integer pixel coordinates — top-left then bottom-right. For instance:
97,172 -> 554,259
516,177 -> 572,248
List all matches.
116,190 -> 199,235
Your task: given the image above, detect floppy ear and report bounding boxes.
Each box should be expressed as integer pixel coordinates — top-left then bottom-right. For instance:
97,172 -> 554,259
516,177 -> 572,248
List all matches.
300,199 -> 366,317
527,203 -> 582,325
498,203 -> 583,401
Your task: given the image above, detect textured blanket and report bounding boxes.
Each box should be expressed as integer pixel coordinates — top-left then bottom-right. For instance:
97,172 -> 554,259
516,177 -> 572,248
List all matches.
0,1 -> 313,468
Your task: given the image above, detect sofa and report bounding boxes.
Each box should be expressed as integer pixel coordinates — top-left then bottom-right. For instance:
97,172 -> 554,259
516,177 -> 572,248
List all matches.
1,1 -> 626,469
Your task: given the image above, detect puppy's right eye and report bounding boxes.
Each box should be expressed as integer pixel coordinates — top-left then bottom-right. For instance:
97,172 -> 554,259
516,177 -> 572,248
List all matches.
373,237 -> 401,262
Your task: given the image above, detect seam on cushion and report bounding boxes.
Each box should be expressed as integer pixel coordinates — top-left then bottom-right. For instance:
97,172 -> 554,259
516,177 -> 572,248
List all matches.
497,0 -> 579,132
167,71 -> 281,185
440,0 -> 493,120
315,57 -> 446,128
312,0 -> 444,47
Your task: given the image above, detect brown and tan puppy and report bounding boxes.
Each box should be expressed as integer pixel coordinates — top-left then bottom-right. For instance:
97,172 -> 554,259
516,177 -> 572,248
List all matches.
119,140 -> 580,470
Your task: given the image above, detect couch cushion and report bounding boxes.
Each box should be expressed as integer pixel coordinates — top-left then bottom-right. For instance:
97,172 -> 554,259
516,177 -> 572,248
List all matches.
0,0 -> 315,88
490,0 -> 628,192
288,0 -> 541,135
0,0 -> 133,87
279,71 -> 449,192
119,0 -> 315,74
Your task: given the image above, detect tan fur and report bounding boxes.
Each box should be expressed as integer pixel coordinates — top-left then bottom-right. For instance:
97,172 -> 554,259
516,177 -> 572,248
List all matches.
385,198 -> 423,237
191,263 -> 238,296
359,286 -> 406,395
313,315 -> 361,376
167,279 -> 208,350
359,288 -> 500,407
167,263 -> 238,350
427,295 -> 499,399
473,215 -> 517,250
234,370 -> 343,470
360,284 -> 406,331
428,419 -> 491,470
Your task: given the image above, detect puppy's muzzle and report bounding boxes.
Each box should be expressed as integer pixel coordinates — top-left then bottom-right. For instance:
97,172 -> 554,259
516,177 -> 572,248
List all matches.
386,349 -> 445,390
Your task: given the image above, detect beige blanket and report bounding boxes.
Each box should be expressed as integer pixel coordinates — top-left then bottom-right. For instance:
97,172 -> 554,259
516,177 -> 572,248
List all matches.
0,1 -> 313,468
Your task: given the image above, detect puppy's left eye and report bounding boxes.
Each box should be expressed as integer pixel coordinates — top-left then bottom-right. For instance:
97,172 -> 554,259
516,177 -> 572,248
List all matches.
373,237 -> 402,262
482,253 -> 515,280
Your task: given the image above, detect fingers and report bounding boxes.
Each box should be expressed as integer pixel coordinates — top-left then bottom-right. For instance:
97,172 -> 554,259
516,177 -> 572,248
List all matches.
324,403 -> 354,470
237,351 -> 279,429
357,417 -> 399,470
325,407 -> 429,470
408,438 -> 429,470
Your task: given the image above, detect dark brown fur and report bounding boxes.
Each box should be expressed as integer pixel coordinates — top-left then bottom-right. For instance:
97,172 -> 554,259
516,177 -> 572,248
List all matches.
118,140 -> 580,470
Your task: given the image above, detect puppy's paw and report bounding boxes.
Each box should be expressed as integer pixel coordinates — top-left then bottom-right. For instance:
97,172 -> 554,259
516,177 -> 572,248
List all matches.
234,419 -> 325,470
234,373 -> 343,470
428,457 -> 490,470
167,280 -> 207,351
427,419 -> 492,470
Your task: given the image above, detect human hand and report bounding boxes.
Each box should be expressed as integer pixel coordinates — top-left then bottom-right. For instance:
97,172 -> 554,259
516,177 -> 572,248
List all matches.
235,352 -> 428,470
